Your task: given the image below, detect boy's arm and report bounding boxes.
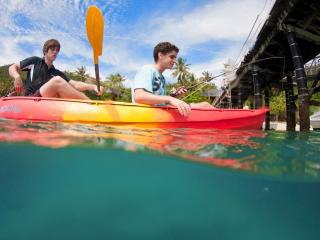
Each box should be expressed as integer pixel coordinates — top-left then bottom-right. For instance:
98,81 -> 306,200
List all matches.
9,63 -> 24,94
134,88 -> 171,105
9,57 -> 42,94
134,89 -> 191,117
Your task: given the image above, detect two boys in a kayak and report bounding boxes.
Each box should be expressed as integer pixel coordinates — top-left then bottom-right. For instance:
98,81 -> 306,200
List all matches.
9,39 -> 212,116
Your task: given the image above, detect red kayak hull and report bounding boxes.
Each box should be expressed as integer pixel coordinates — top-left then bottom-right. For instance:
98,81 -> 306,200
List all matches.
0,97 -> 268,129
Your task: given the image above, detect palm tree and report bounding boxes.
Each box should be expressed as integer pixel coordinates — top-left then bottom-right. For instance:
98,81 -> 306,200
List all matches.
75,66 -> 90,82
201,71 -> 213,82
198,71 -> 216,90
104,73 -> 126,100
106,73 -> 125,88
199,71 -> 217,100
172,57 -> 191,85
187,73 -> 198,91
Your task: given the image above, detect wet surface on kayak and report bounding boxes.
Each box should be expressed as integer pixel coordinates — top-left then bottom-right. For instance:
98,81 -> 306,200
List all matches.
0,119 -> 320,240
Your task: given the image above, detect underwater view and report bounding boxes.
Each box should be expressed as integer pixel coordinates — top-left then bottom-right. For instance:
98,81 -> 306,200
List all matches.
0,119 -> 320,240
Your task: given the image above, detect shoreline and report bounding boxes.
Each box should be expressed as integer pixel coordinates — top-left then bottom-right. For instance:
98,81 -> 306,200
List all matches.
265,121 -> 315,131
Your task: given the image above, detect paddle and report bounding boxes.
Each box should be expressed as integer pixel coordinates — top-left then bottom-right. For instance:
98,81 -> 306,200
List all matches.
86,6 -> 104,92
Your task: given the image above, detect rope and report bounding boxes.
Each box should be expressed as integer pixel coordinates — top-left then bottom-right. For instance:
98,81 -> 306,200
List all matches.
179,56 -> 285,104
182,81 -> 210,101
234,0 -> 271,66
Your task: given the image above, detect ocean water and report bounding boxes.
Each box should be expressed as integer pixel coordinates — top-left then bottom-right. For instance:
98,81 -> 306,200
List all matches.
0,119 -> 319,240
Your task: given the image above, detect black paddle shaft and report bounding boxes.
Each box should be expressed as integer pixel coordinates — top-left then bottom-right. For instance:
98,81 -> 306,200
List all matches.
94,63 -> 100,92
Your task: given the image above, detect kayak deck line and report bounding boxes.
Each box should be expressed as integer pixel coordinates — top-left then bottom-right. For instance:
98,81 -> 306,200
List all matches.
0,97 -> 264,111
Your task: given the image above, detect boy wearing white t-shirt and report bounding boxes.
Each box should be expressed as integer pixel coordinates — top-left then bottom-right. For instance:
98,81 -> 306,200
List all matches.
132,42 -> 212,117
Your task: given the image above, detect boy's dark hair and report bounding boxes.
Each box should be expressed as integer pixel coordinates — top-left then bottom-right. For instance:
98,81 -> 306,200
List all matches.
43,39 -> 60,55
153,42 -> 179,62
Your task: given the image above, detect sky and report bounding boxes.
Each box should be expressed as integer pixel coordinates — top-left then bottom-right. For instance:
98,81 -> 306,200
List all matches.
0,0 -> 275,88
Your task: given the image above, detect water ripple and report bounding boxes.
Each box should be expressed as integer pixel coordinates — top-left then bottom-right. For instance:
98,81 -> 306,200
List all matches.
1,118 -> 320,179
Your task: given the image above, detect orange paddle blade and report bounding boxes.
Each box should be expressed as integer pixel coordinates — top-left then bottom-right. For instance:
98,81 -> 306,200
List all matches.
86,6 -> 104,64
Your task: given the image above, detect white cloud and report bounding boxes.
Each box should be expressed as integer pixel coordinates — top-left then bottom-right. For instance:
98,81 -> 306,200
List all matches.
0,0 -> 136,76
133,0 -> 275,48
0,0 -> 276,91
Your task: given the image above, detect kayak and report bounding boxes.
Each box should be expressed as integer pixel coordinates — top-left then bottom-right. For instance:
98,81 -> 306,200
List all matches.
0,97 -> 268,129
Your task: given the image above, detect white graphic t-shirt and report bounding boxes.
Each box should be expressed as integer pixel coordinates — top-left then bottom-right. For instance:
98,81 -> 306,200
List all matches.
131,65 -> 166,102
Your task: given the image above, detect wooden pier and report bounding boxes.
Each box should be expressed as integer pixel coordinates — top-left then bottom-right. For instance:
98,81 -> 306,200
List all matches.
219,0 -> 320,131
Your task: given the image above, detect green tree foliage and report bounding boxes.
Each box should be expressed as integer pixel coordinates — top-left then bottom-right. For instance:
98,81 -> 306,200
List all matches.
0,65 -> 26,96
44,68 -> 132,101
172,57 -> 190,85
201,71 -> 213,82
267,77 -> 320,120
183,91 -> 210,103
244,89 -> 287,120
64,66 -> 91,82
105,73 -> 125,89
269,90 -> 287,121
170,64 -> 217,104
197,71 -> 216,97
0,65 -> 13,96
186,73 -> 197,91
75,66 -> 90,82
103,73 -> 126,101
120,88 -> 132,102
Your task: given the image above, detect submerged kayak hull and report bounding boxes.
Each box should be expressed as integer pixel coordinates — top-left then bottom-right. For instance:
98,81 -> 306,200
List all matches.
0,97 -> 268,129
